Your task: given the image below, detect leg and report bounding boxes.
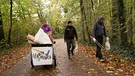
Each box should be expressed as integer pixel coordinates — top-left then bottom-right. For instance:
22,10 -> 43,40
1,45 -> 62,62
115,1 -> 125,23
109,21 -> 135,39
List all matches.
96,38 -> 103,59
96,44 -> 101,58
66,40 -> 71,59
71,39 -> 75,56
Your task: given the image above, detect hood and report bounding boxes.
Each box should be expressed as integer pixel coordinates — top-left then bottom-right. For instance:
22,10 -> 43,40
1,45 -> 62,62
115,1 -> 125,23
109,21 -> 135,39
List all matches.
98,16 -> 104,23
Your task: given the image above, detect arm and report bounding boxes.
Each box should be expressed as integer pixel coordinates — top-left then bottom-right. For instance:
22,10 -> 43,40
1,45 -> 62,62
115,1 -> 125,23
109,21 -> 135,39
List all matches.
74,27 -> 78,40
103,25 -> 109,41
48,26 -> 52,34
92,23 -> 97,38
47,26 -> 53,42
64,27 -> 67,41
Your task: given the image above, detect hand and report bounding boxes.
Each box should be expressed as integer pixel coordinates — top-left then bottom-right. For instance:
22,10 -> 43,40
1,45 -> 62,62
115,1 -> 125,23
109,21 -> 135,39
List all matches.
106,37 -> 109,41
93,38 -> 96,42
64,40 -> 66,43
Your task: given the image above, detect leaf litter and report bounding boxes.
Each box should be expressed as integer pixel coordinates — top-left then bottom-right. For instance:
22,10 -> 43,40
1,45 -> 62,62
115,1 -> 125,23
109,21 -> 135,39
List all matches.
0,42 -> 135,76
0,45 -> 31,75
78,44 -> 135,76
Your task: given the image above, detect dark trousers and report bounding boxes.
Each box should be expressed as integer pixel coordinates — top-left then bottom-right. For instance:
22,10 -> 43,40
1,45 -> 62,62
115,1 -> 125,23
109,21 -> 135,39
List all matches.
66,39 -> 75,58
95,36 -> 103,59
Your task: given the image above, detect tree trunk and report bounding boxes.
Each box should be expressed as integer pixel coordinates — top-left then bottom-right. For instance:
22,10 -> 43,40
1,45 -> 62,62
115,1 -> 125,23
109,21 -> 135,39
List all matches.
84,4 -> 91,44
0,8 -> 5,40
36,2 -> 45,23
133,0 -> 135,44
86,26 -> 91,44
8,0 -> 13,44
129,2 -> 133,45
90,0 -> 94,13
111,0 -> 119,44
80,0 -> 86,41
117,0 -> 128,46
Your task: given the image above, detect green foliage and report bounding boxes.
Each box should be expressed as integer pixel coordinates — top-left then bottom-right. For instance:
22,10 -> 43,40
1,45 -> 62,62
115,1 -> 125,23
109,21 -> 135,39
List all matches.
79,0 -> 135,60
1,0 -> 41,44
109,41 -> 135,60
0,0 -> 80,46
0,0 -> 135,60
0,39 -> 11,52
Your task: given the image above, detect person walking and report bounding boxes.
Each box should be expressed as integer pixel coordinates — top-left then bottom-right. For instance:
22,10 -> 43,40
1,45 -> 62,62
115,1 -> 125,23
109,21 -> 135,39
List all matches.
92,16 -> 109,62
64,21 -> 78,59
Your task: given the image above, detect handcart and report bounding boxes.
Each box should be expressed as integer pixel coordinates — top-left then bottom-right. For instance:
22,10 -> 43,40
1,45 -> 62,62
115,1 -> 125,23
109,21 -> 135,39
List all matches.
30,43 -> 56,67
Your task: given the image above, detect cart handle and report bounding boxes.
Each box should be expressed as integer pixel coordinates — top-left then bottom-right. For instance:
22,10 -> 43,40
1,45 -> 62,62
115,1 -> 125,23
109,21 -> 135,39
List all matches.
31,44 -> 52,47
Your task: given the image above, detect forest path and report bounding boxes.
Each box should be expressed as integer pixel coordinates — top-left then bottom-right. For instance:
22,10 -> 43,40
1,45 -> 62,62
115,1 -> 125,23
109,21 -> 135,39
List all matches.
2,39 -> 116,76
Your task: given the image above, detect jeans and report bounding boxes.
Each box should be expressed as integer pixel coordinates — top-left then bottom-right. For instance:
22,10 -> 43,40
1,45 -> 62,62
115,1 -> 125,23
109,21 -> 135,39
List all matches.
66,39 -> 75,58
95,36 -> 103,59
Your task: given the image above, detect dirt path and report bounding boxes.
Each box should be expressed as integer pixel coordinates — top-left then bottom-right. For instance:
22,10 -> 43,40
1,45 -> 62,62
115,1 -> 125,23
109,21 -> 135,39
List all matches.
2,39 -> 117,76
2,54 -> 31,76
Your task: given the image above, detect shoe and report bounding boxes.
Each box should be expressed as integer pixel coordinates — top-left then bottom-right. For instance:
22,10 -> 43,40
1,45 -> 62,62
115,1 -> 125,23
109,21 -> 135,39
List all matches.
69,57 -> 71,59
100,58 -> 105,62
71,52 -> 74,56
68,56 -> 71,59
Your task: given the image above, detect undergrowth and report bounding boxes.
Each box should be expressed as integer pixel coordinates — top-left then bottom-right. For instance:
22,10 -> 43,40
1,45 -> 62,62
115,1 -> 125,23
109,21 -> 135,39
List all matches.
79,39 -> 135,61
0,39 -> 28,54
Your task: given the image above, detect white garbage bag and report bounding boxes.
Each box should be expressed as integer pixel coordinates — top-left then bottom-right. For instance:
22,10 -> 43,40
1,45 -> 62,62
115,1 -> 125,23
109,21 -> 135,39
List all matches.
105,38 -> 110,50
27,34 -> 35,41
27,34 -> 38,44
34,28 -> 52,44
75,41 -> 78,53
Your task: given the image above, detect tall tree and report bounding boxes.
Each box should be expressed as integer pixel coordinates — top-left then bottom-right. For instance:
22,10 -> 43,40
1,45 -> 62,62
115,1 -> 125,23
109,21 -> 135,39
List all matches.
111,0 -> 119,44
0,8 -> 4,40
84,0 -> 93,44
128,0 -> 133,45
117,0 -> 128,46
8,0 -> 13,44
134,0 -> 135,37
80,0 -> 86,41
32,0 -> 45,23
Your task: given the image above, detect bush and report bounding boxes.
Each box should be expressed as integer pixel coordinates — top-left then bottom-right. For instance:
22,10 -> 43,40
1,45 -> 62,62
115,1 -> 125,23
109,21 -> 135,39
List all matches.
0,39 -> 11,53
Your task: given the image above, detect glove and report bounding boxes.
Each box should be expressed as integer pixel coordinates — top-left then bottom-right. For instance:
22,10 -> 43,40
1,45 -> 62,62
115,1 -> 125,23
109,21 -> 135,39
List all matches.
106,37 -> 109,41
93,38 -> 96,42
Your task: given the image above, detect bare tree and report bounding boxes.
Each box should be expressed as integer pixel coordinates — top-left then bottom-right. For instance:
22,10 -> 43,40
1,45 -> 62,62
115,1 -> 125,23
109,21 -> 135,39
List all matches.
111,0 -> 119,44
80,0 -> 86,41
8,0 -> 13,44
117,0 -> 128,46
0,8 -> 5,40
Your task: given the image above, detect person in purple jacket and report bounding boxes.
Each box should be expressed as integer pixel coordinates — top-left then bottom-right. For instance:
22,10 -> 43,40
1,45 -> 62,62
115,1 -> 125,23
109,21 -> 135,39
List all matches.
41,21 -> 53,42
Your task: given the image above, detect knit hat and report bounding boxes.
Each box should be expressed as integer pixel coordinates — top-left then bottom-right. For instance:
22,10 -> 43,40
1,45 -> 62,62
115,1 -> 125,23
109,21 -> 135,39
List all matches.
68,21 -> 72,24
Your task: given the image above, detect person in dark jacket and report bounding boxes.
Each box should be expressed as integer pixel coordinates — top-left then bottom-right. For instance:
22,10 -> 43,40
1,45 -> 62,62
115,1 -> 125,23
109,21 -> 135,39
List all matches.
92,16 -> 109,62
64,21 -> 78,59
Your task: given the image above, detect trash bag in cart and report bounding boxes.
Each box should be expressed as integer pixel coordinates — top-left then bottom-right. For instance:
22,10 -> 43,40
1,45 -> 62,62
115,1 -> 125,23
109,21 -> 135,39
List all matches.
30,28 -> 56,67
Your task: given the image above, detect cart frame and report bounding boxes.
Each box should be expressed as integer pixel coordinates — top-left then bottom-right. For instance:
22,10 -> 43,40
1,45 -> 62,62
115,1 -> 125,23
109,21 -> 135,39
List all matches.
30,44 -> 56,67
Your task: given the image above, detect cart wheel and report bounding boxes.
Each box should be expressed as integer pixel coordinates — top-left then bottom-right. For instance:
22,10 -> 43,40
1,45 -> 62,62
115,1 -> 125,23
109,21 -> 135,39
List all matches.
53,55 -> 57,67
31,53 -> 34,68
31,60 -> 34,68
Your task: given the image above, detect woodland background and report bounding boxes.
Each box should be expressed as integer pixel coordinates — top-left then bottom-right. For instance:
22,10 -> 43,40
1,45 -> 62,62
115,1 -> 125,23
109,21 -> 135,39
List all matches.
0,0 -> 135,60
